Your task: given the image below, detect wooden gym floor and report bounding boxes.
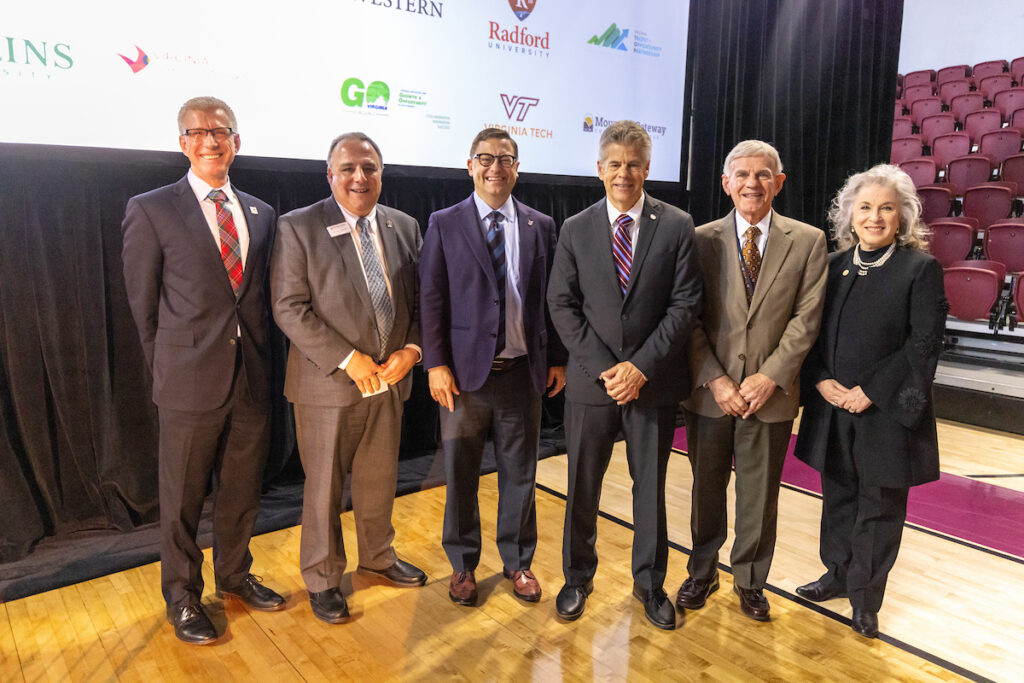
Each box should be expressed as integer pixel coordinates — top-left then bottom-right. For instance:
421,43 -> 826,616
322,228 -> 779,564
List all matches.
1,417 -> 1021,681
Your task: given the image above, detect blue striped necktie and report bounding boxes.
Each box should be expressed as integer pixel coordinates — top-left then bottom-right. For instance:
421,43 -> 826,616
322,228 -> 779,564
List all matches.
612,213 -> 633,296
487,210 -> 507,354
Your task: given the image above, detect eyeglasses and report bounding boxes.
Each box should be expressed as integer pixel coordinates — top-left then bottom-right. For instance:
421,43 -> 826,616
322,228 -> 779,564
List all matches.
181,127 -> 235,142
473,153 -> 517,168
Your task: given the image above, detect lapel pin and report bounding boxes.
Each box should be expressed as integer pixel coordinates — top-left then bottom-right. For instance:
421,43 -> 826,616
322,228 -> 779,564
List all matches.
528,219 -> 534,226
386,219 -> 393,228
650,213 -> 656,220
249,206 -> 258,214
842,269 -> 850,276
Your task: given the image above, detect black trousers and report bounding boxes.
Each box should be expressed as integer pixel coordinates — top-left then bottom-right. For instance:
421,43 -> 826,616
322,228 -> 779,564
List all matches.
818,410 -> 910,612
441,361 -> 541,573
562,400 -> 674,590
157,357 -> 270,609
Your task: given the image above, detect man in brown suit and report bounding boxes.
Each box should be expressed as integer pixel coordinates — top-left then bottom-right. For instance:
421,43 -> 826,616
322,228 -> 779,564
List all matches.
677,140 -> 827,621
271,132 -> 426,625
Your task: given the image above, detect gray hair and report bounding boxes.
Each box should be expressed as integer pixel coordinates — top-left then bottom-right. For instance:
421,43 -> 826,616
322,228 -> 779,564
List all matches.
177,96 -> 237,132
722,140 -> 783,176
599,120 -> 652,163
327,132 -> 383,167
828,164 -> 929,252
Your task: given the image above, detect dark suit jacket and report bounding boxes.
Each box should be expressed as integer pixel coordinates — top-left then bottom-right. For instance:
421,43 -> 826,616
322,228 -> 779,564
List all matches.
122,175 -> 275,411
683,210 -> 828,422
547,195 -> 702,407
794,247 -> 944,487
270,197 -> 421,407
419,195 -> 566,394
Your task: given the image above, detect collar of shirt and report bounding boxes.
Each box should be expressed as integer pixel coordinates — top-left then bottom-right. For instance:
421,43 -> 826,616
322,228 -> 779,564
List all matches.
336,200 -> 379,235
473,192 -> 517,229
734,209 -> 772,253
187,169 -> 237,205
605,191 -> 645,230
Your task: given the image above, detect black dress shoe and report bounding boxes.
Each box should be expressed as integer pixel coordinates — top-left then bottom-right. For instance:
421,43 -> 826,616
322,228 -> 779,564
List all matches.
555,581 -> 594,621
632,584 -> 676,630
795,578 -> 846,603
167,603 -> 218,645
733,585 -> 770,621
675,573 -> 719,610
851,608 -> 879,638
309,588 -> 349,624
216,574 -> 286,611
357,558 -> 427,587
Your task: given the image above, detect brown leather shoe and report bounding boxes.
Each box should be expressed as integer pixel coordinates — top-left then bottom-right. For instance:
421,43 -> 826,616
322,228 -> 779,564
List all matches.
357,558 -> 427,587
734,585 -> 770,621
675,573 -> 719,610
503,568 -> 542,602
449,570 -> 477,606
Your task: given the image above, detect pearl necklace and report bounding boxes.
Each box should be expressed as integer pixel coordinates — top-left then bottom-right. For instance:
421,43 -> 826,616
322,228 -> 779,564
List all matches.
852,241 -> 896,276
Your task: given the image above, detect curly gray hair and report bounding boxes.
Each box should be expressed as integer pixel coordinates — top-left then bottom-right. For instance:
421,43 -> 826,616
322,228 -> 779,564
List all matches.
828,164 -> 930,251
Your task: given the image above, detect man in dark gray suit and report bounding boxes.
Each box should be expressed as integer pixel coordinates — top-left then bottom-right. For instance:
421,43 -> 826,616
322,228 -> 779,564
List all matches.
271,132 -> 426,625
122,96 -> 285,645
547,120 -> 702,630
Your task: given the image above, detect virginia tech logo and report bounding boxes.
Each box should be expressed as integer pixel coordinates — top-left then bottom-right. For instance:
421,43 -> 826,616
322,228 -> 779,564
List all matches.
501,94 -> 539,122
508,0 -> 536,21
341,77 -> 390,111
589,23 -> 629,51
118,46 -> 150,73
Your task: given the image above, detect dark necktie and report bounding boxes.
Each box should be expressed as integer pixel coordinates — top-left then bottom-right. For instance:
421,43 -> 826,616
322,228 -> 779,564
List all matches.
487,210 -> 507,354
357,216 -> 394,359
743,225 -> 762,302
207,189 -> 242,295
612,213 -> 633,296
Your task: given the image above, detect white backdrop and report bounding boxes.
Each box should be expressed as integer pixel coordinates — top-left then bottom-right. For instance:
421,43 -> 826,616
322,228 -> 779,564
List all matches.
898,0 -> 1024,73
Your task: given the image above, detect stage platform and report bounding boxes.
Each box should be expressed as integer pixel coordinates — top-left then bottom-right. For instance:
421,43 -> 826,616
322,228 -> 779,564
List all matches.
2,419 -> 1022,681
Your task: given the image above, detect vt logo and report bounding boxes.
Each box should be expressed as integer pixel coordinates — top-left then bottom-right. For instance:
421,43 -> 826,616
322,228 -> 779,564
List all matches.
588,23 -> 629,51
501,94 -> 539,122
118,46 -> 150,73
508,0 -> 536,22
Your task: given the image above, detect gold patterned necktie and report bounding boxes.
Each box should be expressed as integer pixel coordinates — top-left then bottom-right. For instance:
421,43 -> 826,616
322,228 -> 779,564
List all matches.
742,225 -> 762,302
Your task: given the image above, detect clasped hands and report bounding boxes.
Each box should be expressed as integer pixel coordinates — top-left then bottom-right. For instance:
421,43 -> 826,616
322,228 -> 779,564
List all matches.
816,379 -> 872,414
708,372 -> 777,419
345,348 -> 418,395
600,361 -> 645,405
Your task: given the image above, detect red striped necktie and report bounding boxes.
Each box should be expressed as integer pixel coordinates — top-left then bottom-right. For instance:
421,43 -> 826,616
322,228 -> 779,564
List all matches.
612,213 -> 633,296
208,189 -> 243,295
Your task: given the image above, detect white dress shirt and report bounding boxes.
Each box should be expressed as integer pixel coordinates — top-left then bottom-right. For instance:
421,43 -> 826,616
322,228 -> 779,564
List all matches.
473,193 -> 527,358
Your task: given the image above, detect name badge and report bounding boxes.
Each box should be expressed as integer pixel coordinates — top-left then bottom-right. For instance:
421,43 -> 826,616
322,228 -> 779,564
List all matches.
327,222 -> 352,237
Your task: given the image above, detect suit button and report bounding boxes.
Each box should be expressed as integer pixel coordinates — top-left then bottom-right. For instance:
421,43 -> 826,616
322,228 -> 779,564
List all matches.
747,323 -> 753,330
621,314 -> 628,321
491,333 -> 497,338
229,339 -> 237,346
738,353 -> 745,361
494,299 -> 499,305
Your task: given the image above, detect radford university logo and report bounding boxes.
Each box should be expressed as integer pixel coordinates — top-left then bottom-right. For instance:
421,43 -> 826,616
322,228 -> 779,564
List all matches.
118,45 -> 150,73
508,0 -> 536,21
501,94 -> 539,122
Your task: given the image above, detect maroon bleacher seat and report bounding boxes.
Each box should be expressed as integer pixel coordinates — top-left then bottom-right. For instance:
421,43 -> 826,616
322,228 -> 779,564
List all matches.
972,59 -> 1009,84
993,88 -> 1024,121
938,79 -> 972,106
903,84 -> 936,108
892,117 -> 914,139
894,101 -> 905,119
900,158 -> 938,188
984,220 -> 1024,273
891,136 -> 924,164
1001,153 -> 1024,192
944,265 -> 1003,322
950,93 -> 985,124
978,129 -> 1024,165
918,185 -> 954,222
980,74 -> 1013,102
947,155 -> 995,195
920,113 -> 956,148
1011,57 -> 1024,84
903,70 -> 935,89
1014,275 -> 1024,328
963,109 -> 1003,145
1010,108 -> 1024,134
928,220 -> 978,266
963,184 -> 1015,229
937,65 -> 970,88
931,132 -> 971,168
910,97 -> 943,127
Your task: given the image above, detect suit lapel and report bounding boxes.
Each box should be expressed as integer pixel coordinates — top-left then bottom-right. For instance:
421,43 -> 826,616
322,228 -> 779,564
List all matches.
232,188 -> 264,298
515,198 -> 536,295
625,197 -> 659,301
376,206 -> 406,312
171,177 -> 235,300
454,196 -> 497,289
747,213 -> 794,320
827,250 -> 858,366
713,212 -> 748,312
588,200 -> 622,304
324,199 -> 376,319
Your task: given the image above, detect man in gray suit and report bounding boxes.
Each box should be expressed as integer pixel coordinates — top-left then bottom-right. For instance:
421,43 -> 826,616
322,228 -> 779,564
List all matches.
547,120 -> 702,630
677,140 -> 827,622
122,96 -> 285,645
271,132 -> 426,625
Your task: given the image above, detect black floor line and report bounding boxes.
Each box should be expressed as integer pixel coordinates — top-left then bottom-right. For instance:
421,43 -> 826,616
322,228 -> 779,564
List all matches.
534,481 -> 993,683
966,473 -> 1024,479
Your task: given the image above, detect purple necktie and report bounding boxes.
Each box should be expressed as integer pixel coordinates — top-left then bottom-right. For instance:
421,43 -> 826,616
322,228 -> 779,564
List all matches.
612,213 -> 633,296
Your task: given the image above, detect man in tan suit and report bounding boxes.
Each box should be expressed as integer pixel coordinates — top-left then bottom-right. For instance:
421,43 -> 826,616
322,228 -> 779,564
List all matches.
271,132 -> 426,625
677,140 -> 827,621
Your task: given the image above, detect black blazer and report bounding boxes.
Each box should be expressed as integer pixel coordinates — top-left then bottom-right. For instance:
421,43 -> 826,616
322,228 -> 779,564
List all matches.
122,176 -> 276,411
794,246 -> 945,487
547,195 -> 702,407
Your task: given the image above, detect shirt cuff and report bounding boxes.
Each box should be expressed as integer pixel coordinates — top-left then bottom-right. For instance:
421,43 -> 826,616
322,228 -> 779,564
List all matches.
339,349 -> 355,370
404,344 -> 422,362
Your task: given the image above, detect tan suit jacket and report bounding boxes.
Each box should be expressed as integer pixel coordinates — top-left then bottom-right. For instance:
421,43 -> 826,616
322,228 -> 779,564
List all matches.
683,210 -> 827,423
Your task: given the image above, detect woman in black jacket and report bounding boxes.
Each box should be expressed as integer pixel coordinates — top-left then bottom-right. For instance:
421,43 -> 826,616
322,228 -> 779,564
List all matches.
793,164 -> 947,639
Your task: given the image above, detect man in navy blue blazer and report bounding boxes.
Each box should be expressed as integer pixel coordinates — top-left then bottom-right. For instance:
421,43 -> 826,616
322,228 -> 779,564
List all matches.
420,128 -> 566,607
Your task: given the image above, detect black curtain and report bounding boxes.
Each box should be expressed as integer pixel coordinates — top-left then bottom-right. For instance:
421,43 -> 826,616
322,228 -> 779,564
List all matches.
0,0 -> 903,564
685,0 -> 903,228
